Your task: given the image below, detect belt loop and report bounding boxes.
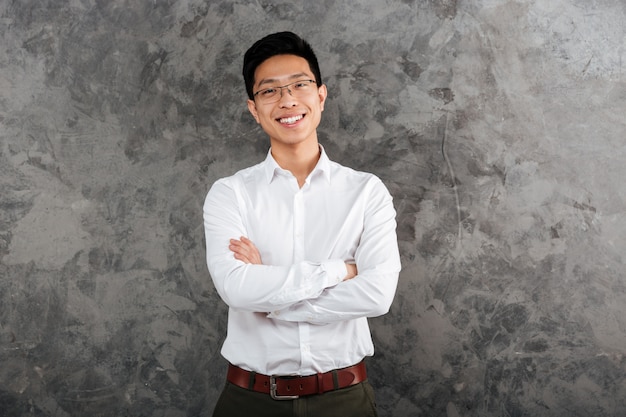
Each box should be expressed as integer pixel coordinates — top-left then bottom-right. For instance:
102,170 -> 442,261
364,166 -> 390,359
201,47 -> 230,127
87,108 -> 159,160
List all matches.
317,372 -> 324,394
332,370 -> 339,390
248,371 -> 256,390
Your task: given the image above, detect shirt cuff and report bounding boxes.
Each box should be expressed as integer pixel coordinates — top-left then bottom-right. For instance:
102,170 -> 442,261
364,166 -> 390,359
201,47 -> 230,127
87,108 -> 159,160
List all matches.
322,259 -> 348,285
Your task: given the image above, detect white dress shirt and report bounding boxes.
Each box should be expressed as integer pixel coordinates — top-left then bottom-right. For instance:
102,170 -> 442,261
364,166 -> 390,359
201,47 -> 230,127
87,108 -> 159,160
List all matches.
203,146 -> 401,376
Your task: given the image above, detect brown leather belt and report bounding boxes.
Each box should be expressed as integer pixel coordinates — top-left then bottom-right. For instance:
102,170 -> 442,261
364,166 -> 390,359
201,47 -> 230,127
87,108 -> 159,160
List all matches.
226,361 -> 367,400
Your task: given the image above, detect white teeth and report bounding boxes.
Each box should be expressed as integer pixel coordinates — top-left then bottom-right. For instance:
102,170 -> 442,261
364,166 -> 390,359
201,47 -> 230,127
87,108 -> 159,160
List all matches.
279,115 -> 303,124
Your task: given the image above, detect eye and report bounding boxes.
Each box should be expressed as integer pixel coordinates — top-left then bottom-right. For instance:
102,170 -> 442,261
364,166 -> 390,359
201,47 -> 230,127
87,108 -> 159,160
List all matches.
293,82 -> 310,89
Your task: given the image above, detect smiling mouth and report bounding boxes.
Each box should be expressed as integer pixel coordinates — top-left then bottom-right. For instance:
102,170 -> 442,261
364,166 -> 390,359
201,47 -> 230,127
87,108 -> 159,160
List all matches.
278,114 -> 304,125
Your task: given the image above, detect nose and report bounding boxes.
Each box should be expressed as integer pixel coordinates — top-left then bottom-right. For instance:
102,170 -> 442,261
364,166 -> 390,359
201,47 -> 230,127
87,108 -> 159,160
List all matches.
277,86 -> 297,106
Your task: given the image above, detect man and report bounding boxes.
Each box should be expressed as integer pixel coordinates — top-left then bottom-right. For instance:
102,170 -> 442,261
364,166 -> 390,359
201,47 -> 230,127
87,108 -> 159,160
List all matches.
203,31 -> 401,416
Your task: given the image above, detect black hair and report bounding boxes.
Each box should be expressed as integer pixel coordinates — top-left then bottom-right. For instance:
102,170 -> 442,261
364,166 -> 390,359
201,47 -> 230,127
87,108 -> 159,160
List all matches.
242,31 -> 322,100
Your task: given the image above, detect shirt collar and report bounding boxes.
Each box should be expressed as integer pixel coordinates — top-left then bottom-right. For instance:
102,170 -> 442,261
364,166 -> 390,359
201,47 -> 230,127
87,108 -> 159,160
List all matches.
263,145 -> 332,184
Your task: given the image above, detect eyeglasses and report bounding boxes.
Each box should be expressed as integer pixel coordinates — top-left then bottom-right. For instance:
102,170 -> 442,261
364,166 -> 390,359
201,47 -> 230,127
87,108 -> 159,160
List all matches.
253,79 -> 317,104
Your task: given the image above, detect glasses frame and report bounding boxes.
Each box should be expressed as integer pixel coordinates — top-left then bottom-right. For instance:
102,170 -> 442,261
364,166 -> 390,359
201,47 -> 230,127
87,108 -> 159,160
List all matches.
253,79 -> 317,103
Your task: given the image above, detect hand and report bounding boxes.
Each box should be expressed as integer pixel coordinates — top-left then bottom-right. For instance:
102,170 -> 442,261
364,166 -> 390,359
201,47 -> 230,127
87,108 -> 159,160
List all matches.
229,236 -> 263,264
344,263 -> 358,281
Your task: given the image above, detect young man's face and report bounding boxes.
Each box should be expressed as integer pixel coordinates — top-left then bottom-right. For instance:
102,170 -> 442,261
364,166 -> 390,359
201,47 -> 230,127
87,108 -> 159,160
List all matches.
247,54 -> 327,150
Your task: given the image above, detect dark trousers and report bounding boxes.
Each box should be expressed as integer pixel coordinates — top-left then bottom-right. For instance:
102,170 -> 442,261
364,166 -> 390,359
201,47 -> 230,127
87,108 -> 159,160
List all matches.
212,381 -> 378,417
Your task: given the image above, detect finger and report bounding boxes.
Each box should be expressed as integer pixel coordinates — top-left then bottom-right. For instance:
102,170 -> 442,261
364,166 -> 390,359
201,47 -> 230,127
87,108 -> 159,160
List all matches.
239,236 -> 257,251
234,237 -> 255,253
230,245 -> 250,258
230,237 -> 262,265
233,252 -> 251,264
231,237 -> 252,249
242,239 -> 261,264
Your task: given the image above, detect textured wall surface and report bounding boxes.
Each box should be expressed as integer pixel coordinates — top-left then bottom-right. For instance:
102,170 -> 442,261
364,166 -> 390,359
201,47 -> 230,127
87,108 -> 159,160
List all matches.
1,0 -> 625,416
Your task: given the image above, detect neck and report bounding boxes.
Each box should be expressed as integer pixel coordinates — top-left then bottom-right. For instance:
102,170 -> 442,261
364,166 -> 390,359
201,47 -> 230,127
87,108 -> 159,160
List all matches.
270,140 -> 320,187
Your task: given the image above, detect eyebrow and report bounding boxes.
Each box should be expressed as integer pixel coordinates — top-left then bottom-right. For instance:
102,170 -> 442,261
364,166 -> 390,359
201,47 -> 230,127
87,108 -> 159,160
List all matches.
256,72 -> 312,88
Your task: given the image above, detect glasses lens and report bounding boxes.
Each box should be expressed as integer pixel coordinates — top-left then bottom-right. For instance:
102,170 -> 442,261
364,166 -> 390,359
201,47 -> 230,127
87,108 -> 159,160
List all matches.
256,80 -> 315,103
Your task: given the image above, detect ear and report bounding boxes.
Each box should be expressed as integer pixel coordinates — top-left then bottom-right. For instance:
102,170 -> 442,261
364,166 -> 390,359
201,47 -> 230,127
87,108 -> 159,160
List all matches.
247,99 -> 260,123
318,84 -> 328,112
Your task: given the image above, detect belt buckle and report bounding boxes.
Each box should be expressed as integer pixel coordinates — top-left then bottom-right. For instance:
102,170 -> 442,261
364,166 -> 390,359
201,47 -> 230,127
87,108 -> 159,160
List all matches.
269,376 -> 299,400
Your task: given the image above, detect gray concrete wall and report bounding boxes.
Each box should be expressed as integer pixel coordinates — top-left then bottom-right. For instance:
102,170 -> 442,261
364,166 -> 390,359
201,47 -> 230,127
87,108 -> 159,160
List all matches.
1,0 -> 625,416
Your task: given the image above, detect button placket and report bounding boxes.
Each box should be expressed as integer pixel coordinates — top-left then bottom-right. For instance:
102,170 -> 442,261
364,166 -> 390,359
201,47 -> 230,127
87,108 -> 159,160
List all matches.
293,190 -> 305,262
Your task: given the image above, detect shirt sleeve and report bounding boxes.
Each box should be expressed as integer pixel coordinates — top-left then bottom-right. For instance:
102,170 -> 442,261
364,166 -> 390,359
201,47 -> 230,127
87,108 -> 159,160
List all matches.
203,177 -> 348,313
267,177 -> 401,324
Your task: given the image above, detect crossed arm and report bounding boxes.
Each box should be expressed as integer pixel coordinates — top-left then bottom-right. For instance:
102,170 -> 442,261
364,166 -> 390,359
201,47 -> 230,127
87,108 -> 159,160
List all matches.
229,236 -> 358,281
204,176 -> 400,323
